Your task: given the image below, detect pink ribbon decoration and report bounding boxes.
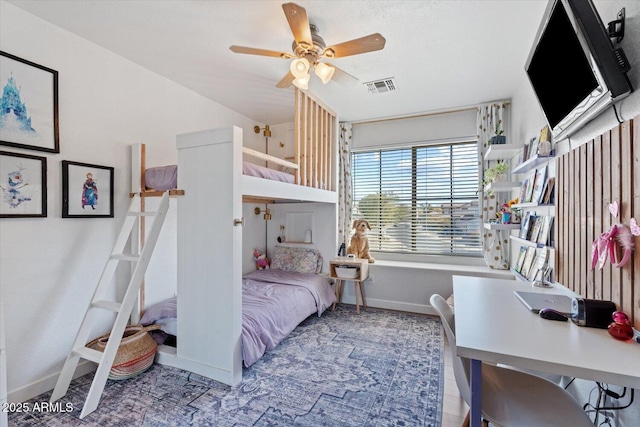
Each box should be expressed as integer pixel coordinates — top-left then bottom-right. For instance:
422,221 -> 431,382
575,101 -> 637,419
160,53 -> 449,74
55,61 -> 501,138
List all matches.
591,223 -> 637,270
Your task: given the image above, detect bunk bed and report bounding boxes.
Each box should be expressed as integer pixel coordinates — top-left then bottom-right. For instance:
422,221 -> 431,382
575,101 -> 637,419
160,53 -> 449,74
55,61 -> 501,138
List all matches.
131,89 -> 339,386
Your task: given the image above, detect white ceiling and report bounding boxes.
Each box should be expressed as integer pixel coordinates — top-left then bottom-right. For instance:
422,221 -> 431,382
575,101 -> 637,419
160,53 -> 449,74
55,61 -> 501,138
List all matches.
8,0 -> 548,124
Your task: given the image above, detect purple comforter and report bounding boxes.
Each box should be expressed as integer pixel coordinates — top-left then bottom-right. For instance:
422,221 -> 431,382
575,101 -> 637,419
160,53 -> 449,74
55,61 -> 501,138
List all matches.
140,270 -> 336,368
241,269 -> 336,367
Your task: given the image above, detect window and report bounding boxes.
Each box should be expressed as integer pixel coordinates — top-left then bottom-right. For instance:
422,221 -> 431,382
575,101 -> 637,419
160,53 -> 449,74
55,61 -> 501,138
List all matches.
351,141 -> 481,256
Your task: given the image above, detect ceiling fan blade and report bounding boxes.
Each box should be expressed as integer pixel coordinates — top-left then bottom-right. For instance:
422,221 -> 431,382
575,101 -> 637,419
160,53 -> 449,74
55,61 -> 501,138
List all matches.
323,33 -> 386,58
282,3 -> 312,46
229,45 -> 291,59
327,63 -> 359,85
276,71 -> 295,88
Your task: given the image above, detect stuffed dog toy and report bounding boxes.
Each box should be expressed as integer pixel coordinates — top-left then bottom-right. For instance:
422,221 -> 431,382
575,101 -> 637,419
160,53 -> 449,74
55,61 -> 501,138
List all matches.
347,219 -> 375,263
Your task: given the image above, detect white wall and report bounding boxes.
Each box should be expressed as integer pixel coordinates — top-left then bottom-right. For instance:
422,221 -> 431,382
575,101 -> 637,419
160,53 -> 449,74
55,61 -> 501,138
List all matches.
0,1 -> 267,403
509,1 -> 640,424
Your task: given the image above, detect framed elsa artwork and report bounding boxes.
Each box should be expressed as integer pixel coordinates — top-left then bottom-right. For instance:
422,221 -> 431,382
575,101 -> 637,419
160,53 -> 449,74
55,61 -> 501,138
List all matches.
0,150 -> 47,218
0,51 -> 59,153
62,161 -> 114,218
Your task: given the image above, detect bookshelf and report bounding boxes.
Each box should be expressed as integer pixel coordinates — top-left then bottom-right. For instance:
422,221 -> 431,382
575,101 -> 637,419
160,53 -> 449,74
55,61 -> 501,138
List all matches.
512,152 -> 555,174
484,143 -> 522,161
483,223 -> 520,231
484,181 -> 522,193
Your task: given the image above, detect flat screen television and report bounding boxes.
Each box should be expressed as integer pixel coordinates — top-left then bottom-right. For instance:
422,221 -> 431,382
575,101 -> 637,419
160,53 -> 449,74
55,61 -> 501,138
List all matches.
525,0 -> 632,141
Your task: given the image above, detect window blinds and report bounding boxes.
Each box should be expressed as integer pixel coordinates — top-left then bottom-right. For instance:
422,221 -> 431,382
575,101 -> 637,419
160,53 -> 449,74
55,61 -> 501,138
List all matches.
351,141 -> 481,256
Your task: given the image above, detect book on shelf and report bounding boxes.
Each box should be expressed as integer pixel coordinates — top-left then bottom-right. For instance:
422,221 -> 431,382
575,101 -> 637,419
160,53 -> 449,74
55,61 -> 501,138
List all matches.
524,170 -> 536,202
531,165 -> 548,204
519,179 -> 529,203
528,248 -> 549,281
541,177 -> 555,205
528,215 -> 543,242
527,137 -> 539,161
514,246 -> 527,273
520,214 -> 534,239
537,215 -> 554,246
520,247 -> 537,279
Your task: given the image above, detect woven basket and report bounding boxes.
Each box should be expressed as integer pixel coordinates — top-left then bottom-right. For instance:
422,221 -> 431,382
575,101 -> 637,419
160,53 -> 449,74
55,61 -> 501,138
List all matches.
86,324 -> 160,380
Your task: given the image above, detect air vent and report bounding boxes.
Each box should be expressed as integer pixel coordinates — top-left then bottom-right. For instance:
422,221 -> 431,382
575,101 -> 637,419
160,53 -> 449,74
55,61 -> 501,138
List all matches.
364,77 -> 398,94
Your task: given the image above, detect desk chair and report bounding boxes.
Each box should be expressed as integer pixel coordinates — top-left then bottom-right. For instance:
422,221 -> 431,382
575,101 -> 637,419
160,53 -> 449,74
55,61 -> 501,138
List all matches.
430,294 -> 593,427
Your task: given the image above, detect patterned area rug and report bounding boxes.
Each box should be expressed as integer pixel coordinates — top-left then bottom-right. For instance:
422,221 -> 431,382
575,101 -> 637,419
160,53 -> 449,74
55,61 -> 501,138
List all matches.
9,306 -> 444,426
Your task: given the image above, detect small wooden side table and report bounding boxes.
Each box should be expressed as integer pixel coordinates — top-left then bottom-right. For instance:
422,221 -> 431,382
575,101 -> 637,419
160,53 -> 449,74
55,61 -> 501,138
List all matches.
329,258 -> 369,314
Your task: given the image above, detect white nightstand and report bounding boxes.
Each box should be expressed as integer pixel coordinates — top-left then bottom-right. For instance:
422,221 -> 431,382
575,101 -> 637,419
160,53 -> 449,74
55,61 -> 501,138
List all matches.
329,258 -> 370,314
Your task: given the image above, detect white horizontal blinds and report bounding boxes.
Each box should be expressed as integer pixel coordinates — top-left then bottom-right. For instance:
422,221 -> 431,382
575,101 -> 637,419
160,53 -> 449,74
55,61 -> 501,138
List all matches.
352,141 -> 481,256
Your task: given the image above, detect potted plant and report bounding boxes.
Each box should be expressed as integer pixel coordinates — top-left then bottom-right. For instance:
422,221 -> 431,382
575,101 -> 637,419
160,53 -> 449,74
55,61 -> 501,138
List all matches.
483,161 -> 509,187
490,121 -> 506,145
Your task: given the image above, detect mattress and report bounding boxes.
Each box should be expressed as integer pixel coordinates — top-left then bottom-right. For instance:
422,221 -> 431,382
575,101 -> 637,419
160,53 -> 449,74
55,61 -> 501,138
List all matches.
144,161 -> 294,189
242,161 -> 295,183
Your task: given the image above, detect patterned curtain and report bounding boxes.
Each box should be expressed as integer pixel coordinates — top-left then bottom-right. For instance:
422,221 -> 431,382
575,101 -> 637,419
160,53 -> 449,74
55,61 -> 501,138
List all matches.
478,103 -> 509,269
338,122 -> 353,250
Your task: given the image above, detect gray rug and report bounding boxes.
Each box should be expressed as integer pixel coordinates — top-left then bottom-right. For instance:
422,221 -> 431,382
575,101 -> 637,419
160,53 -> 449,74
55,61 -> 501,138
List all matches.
9,305 -> 444,426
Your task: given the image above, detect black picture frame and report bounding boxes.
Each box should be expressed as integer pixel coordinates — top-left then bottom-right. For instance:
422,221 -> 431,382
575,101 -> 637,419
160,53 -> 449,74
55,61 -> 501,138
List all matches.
62,161 -> 114,218
0,51 -> 60,153
0,150 -> 47,218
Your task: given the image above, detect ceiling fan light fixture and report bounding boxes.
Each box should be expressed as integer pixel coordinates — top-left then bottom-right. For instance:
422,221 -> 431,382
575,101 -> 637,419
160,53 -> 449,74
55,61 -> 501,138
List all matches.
290,57 -> 310,79
322,48 -> 335,58
314,62 -> 335,84
292,74 -> 310,90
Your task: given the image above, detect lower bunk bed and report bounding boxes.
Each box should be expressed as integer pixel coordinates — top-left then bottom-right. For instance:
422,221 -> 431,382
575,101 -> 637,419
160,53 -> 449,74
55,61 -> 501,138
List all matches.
141,267 -> 336,368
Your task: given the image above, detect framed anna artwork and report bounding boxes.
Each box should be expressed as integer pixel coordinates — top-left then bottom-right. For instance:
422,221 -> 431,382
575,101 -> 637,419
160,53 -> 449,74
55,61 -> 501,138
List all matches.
62,160 -> 113,218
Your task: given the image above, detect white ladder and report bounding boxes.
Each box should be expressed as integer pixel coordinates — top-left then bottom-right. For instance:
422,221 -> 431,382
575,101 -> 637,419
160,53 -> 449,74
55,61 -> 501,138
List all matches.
50,192 -> 170,419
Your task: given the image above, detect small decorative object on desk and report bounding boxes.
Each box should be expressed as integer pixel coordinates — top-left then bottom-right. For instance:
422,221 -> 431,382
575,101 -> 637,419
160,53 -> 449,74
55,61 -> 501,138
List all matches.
608,311 -> 635,341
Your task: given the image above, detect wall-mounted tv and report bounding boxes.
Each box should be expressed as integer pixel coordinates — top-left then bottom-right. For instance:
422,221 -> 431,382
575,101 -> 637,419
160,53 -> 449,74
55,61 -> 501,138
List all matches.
525,0 -> 632,141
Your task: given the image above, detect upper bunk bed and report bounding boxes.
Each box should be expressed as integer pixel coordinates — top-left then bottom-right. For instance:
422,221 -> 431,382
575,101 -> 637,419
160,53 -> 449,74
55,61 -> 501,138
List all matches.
131,88 -> 337,205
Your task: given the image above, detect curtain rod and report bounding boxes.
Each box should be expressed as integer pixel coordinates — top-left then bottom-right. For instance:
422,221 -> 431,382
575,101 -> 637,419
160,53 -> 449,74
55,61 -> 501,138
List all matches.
348,101 -> 511,126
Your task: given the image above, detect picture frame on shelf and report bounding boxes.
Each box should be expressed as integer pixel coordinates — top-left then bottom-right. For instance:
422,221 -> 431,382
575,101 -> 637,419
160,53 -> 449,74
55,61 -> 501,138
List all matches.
62,161 -> 114,218
0,150 -> 47,218
0,51 -> 59,153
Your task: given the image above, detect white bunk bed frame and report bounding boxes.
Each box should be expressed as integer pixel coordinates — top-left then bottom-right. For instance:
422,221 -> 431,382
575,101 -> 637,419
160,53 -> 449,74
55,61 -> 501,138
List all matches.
134,90 -> 339,386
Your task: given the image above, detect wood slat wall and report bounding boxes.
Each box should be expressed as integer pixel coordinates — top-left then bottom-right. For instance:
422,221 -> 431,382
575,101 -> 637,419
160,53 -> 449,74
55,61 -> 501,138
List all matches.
555,116 -> 639,329
294,88 -> 335,191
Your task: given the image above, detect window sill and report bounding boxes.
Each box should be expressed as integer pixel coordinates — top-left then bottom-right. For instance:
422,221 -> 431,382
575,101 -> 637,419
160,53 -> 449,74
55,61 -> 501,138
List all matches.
371,259 -> 514,278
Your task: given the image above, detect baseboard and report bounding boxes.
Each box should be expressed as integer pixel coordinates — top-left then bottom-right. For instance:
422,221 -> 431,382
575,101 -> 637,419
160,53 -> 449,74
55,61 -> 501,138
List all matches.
7,361 -> 96,404
338,296 -> 436,316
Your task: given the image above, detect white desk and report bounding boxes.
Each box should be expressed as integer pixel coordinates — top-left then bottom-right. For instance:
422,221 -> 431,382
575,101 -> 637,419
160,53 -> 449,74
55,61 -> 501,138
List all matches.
452,276 -> 640,427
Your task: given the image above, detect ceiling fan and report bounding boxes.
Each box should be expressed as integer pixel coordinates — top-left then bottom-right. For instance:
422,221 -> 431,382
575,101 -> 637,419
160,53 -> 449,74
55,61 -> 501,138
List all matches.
229,2 -> 386,89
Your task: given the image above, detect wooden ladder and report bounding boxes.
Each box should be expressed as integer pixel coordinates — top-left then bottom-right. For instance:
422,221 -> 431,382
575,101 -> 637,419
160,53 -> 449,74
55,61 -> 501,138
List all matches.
50,192 -> 170,419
